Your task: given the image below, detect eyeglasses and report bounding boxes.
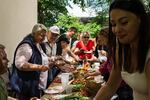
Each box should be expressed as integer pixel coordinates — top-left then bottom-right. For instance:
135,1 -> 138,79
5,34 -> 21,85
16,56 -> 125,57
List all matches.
38,31 -> 46,37
83,37 -> 89,39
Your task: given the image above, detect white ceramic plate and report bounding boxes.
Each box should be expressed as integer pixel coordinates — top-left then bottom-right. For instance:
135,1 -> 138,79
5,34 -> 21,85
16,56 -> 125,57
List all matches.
52,94 -> 71,99
44,89 -> 60,94
84,51 -> 92,54
50,85 -> 63,90
44,85 -> 64,94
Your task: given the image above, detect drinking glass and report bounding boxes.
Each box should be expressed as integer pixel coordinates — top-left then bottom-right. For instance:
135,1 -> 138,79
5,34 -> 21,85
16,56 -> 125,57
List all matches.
61,73 -> 70,89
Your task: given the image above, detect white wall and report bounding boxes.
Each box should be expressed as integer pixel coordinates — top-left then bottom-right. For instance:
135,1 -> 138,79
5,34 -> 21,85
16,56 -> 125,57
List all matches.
0,0 -> 37,64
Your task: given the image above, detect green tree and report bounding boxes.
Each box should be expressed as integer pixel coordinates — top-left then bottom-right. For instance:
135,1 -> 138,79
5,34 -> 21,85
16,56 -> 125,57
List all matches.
38,0 -> 149,27
38,0 -> 68,27
86,0 -> 110,25
55,15 -> 101,38
38,0 -> 88,27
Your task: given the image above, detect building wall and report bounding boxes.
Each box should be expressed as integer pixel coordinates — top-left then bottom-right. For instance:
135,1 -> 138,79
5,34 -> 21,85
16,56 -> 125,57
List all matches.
0,0 -> 37,64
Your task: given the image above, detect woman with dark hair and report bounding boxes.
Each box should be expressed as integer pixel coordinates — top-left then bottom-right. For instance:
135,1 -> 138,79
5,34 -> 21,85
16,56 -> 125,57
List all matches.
94,0 -> 150,100
55,36 -> 79,72
59,36 -> 79,64
95,27 -> 109,63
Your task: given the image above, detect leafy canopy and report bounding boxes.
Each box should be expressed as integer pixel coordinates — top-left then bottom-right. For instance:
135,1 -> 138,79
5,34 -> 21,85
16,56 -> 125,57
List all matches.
38,0 -> 149,36
55,15 -> 101,38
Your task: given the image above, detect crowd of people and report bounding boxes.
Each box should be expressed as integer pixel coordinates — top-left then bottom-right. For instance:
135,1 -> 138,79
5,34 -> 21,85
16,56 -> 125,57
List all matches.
0,0 -> 149,100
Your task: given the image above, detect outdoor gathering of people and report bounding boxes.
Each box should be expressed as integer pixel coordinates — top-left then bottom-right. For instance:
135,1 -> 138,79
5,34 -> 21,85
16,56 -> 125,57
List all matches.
0,0 -> 150,100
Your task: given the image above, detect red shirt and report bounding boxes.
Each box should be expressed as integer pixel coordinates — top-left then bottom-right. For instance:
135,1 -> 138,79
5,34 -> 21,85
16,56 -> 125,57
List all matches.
76,40 -> 94,59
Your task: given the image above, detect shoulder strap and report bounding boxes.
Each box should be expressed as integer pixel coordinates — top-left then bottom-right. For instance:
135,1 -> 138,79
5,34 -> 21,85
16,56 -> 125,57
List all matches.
40,43 -> 46,53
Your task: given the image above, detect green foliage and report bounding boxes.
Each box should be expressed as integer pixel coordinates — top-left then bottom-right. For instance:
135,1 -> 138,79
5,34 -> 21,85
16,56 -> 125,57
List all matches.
72,0 -> 87,8
85,0 -> 110,25
38,0 -> 149,31
55,15 -> 80,31
55,15 -> 101,38
143,0 -> 150,12
38,0 -> 69,27
38,0 -> 88,27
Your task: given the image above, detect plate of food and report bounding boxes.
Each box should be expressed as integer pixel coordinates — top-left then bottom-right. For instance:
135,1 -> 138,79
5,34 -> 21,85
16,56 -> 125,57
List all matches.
50,85 -> 63,90
84,51 -> 92,54
44,89 -> 60,94
52,94 -> 72,99
44,85 -> 64,94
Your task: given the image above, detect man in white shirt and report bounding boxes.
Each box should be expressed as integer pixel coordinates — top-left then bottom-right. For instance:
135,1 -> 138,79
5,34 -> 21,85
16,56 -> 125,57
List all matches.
56,27 -> 77,51
45,26 -> 60,56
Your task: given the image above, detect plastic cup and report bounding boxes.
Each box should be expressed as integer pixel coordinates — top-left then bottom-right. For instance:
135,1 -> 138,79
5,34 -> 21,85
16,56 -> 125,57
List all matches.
61,73 -> 70,88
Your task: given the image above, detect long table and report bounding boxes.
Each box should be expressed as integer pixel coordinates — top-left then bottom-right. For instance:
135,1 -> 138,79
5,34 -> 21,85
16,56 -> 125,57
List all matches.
41,71 -> 104,100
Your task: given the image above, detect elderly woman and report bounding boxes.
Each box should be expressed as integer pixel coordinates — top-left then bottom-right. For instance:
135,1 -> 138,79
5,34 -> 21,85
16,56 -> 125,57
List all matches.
11,24 -> 51,100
